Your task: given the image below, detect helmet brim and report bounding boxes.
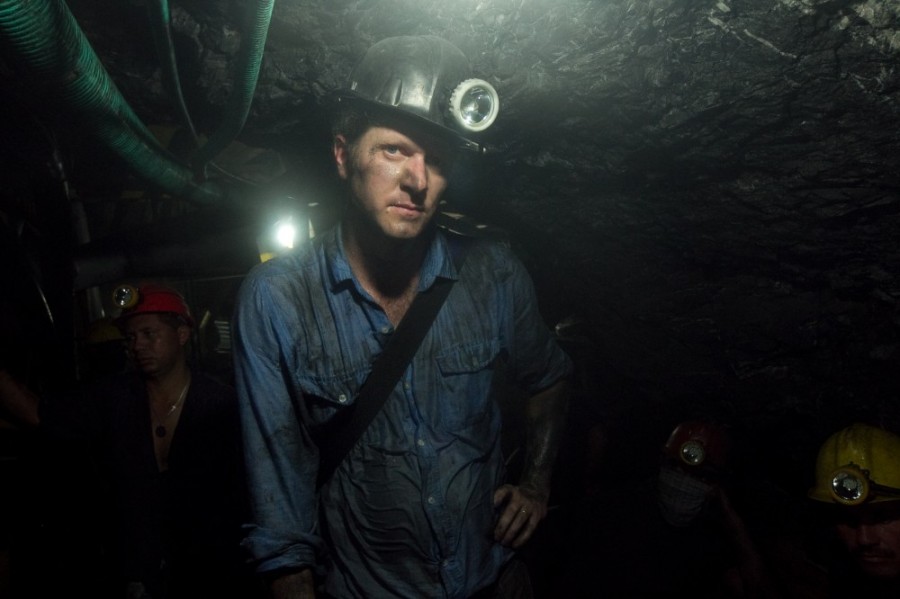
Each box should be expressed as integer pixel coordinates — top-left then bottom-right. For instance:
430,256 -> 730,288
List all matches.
330,92 -> 487,154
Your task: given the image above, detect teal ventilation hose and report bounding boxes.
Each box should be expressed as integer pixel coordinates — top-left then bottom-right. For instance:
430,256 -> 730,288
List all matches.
190,0 -> 276,170
0,0 -> 226,205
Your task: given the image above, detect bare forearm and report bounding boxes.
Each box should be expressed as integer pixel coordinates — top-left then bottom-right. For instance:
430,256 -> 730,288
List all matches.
0,369 -> 40,428
519,378 -> 569,500
491,378 -> 570,547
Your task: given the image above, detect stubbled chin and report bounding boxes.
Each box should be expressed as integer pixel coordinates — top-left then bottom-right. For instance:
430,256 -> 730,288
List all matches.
858,560 -> 900,579
382,214 -> 429,237
386,226 -> 424,240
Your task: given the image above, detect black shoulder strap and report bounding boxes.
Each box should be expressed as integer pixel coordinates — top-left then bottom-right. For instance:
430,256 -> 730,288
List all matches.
316,233 -> 471,489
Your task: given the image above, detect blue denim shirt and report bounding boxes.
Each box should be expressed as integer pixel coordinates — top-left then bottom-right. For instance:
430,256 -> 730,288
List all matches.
232,224 -> 572,599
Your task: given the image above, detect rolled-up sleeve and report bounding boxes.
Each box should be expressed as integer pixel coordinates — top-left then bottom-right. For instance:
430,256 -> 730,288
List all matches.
504,249 -> 573,394
232,269 -> 324,575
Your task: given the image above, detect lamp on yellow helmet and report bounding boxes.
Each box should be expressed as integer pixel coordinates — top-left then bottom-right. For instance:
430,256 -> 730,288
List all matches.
808,423 -> 900,506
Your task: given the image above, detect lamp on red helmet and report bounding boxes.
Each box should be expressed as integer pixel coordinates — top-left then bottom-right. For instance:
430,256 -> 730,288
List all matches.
112,283 -> 194,328
662,420 -> 730,475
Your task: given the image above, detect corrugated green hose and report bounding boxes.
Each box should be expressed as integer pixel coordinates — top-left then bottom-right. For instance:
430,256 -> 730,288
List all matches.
0,0 -> 225,205
190,0 -> 276,170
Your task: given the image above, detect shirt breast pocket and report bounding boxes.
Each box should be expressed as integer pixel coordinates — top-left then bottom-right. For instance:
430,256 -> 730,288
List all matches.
295,367 -> 367,426
433,340 -> 500,431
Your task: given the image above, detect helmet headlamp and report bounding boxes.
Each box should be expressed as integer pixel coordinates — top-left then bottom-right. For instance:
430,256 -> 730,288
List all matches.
829,463 -> 900,506
449,79 -> 499,133
663,421 -> 729,475
830,465 -> 869,505
337,36 -> 500,152
112,283 -> 194,327
680,440 -> 707,466
112,284 -> 139,309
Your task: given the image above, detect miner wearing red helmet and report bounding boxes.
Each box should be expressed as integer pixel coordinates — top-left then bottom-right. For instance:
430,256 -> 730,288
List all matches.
657,420 -> 732,527
0,281 -> 259,598
112,283 -> 195,426
114,283 -> 195,329
554,418 -> 779,596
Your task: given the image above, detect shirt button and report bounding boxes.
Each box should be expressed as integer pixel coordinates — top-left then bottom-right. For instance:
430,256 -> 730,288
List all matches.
403,382 -> 411,390
338,394 -> 347,403
427,496 -> 436,504
417,438 -> 425,447
442,559 -> 449,568
381,326 -> 391,334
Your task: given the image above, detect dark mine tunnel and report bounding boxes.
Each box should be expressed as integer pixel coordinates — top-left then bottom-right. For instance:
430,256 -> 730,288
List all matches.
2,0 -> 899,597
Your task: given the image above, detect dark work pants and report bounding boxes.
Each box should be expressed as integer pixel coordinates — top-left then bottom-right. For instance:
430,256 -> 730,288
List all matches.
319,557 -> 533,599
469,558 -> 534,599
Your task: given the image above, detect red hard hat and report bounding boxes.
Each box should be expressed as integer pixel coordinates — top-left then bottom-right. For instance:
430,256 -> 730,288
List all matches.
662,420 -> 730,472
113,283 -> 194,328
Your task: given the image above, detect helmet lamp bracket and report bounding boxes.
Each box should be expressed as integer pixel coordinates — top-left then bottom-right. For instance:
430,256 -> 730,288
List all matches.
830,463 -> 900,505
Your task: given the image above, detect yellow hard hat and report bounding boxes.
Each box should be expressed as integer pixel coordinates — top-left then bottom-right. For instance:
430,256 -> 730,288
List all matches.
808,423 -> 900,505
85,317 -> 125,345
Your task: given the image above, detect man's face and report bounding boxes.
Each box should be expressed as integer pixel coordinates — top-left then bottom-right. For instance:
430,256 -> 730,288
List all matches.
334,125 -> 453,241
834,501 -> 900,580
123,313 -> 188,377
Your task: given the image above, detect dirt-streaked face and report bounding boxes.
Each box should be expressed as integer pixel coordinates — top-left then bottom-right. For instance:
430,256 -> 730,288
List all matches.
334,125 -> 453,241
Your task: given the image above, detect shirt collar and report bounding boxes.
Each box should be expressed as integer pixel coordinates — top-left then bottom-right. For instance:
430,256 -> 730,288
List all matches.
325,222 -> 355,290
324,223 -> 459,293
418,227 -> 459,290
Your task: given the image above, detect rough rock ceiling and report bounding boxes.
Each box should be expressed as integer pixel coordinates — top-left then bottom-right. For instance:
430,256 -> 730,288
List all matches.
2,0 -> 899,476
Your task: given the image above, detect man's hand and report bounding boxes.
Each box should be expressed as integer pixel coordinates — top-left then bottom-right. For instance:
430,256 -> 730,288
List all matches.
492,483 -> 549,548
491,378 -> 569,549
